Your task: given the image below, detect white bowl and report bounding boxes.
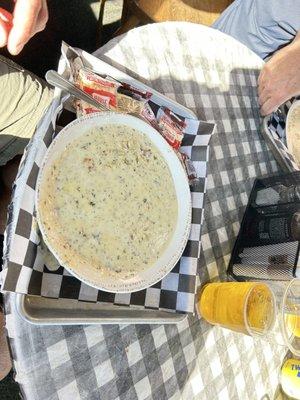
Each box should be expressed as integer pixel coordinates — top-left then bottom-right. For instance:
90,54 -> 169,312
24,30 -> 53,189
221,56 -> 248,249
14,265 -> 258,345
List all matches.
286,100 -> 300,167
36,112 -> 191,293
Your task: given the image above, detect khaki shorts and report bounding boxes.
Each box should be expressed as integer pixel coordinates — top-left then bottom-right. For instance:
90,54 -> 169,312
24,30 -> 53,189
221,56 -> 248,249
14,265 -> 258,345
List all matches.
0,56 -> 53,166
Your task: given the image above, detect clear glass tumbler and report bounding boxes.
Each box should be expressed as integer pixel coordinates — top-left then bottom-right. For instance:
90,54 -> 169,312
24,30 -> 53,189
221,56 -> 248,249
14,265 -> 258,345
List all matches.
198,282 -> 276,336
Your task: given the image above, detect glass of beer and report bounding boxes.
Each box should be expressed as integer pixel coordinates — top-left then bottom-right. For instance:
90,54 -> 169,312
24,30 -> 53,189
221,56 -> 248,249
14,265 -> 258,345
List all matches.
198,282 -> 276,336
281,279 -> 300,355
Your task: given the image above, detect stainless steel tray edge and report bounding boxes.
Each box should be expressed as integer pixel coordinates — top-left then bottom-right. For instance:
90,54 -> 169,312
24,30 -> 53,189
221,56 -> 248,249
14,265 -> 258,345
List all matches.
15,294 -> 187,325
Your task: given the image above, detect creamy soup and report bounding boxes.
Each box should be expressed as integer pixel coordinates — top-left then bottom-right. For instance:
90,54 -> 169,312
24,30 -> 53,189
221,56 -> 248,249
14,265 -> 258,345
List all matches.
39,124 -> 178,279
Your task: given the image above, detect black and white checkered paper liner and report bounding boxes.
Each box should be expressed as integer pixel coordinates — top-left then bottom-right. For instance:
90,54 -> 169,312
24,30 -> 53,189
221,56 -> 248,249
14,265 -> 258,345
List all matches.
1,81 -> 215,315
264,98 -> 300,172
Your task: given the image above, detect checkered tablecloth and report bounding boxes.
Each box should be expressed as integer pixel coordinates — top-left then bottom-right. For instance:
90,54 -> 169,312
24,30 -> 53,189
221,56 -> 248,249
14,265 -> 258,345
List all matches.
4,22 -> 286,400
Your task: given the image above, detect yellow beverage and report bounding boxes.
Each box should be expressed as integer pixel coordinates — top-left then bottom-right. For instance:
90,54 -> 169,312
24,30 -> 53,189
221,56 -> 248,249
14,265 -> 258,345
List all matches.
198,282 -> 275,335
286,314 -> 300,338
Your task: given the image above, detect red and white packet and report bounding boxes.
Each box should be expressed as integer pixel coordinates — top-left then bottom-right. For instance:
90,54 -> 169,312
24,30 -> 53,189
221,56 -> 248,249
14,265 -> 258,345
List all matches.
157,108 -> 186,150
177,152 -> 199,185
75,68 -> 119,111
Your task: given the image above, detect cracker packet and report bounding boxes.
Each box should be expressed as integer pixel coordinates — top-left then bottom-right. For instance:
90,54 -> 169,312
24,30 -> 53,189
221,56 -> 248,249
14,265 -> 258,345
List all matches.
75,68 -> 119,110
157,107 -> 186,150
178,152 -> 199,185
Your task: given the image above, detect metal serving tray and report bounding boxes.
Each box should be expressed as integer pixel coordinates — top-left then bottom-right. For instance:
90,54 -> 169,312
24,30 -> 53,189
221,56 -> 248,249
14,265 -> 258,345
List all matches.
16,294 -> 187,325
15,46 -> 197,325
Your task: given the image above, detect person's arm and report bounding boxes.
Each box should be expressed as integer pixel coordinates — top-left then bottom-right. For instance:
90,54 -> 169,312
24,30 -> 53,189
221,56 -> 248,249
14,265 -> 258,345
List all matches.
0,0 -> 48,55
258,31 -> 300,116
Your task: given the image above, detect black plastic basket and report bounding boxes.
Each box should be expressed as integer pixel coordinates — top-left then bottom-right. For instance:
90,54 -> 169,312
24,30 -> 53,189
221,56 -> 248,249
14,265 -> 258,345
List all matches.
228,171 -> 300,282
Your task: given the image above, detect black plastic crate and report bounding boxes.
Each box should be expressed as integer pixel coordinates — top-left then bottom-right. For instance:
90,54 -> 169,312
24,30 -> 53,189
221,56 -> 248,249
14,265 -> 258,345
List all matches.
228,171 -> 300,281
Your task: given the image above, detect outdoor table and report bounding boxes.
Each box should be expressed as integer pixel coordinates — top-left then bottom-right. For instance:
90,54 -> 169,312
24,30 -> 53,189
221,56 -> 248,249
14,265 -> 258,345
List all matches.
4,22 -> 285,400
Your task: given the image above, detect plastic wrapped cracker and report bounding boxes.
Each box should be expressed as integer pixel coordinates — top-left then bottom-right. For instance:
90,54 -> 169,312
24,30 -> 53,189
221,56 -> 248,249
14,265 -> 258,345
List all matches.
75,68 -> 119,110
140,102 -> 159,129
157,107 -> 186,150
75,99 -> 101,116
178,152 -> 199,185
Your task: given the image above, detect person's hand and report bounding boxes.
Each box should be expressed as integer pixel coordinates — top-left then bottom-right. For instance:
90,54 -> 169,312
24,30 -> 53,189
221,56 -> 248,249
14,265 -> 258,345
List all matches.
0,0 -> 48,55
258,33 -> 300,116
0,7 -> 12,48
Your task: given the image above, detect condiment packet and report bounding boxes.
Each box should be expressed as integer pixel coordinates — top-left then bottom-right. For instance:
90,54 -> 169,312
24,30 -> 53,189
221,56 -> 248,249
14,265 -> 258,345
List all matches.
75,68 -> 119,110
75,99 -> 100,116
157,107 -> 186,150
70,56 -> 84,81
139,102 -> 158,128
118,83 -> 152,100
116,83 -> 152,114
117,93 -> 146,114
178,152 -> 199,185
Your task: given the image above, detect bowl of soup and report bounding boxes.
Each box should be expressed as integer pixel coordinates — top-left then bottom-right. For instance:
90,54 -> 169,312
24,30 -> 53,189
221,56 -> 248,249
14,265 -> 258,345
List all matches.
36,112 -> 191,293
